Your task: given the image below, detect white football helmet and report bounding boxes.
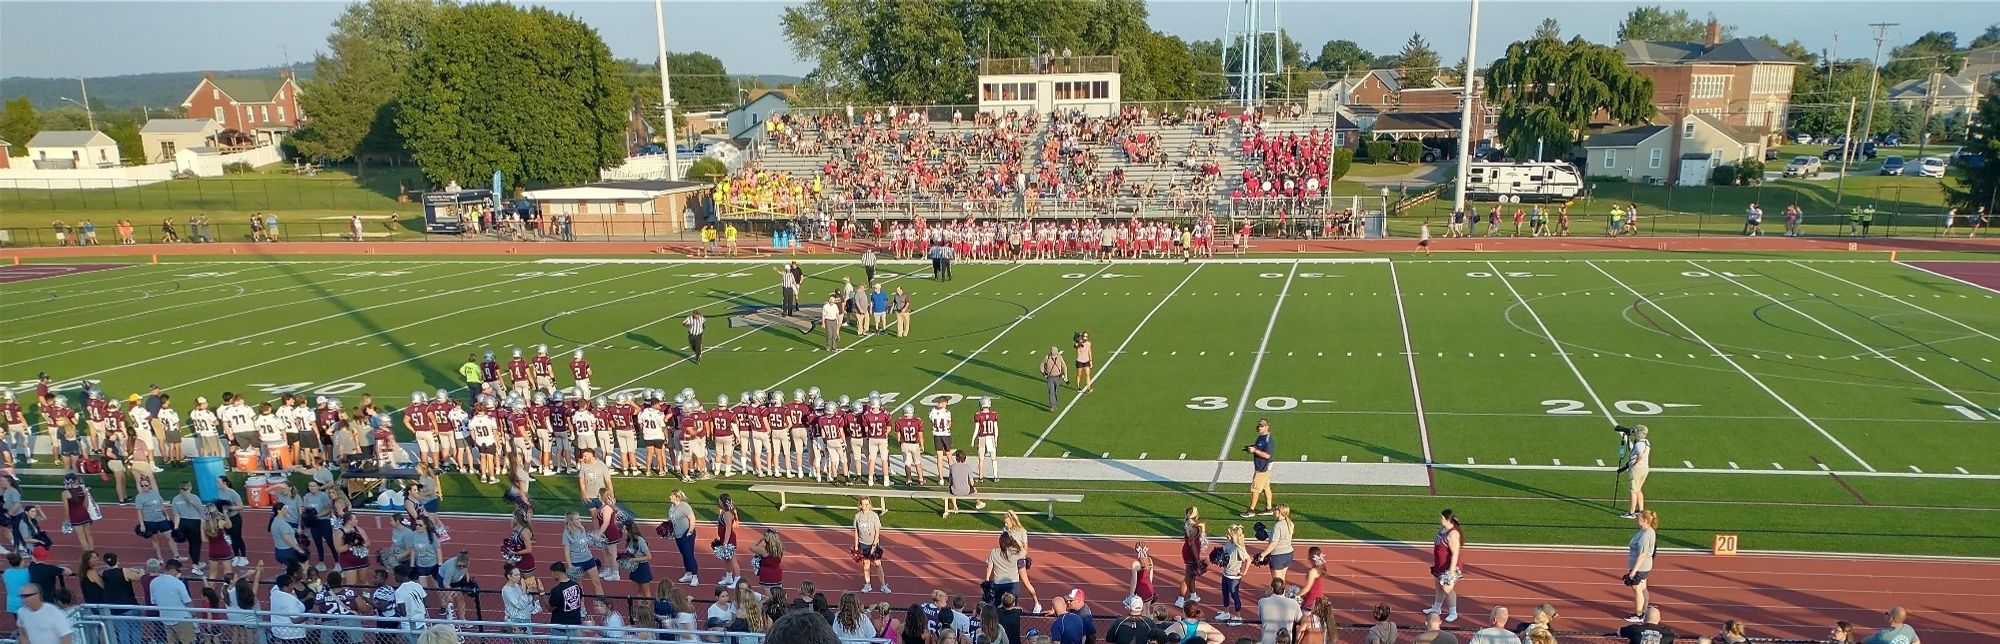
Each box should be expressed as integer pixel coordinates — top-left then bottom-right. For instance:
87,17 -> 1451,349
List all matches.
412,391 -> 427,403
532,392 -> 548,405
537,344 -> 549,355
573,349 -> 585,359
792,388 -> 807,403
616,393 -> 632,405
753,390 -> 767,403
593,396 -> 607,407
739,391 -> 752,405
1,391 -> 13,401
980,397 -> 992,408
717,394 -> 730,407
52,397 -> 68,408
807,386 -> 822,399
434,389 -> 449,401
512,347 -> 523,357
901,405 -> 915,416
680,387 -> 697,402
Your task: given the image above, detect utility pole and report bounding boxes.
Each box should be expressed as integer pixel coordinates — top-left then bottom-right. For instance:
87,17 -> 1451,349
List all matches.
1913,56 -> 1943,162
654,0 -> 681,181
1857,23 -> 1895,157
1450,0 -> 1480,218
78,77 -> 96,131
1835,97 -> 1856,206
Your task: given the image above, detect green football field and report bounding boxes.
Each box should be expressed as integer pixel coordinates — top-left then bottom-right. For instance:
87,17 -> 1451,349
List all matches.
4,252 -> 1999,557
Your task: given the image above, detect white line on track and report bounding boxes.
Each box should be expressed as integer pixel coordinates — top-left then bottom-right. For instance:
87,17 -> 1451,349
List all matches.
596,266 -> 855,393
1386,260 -> 1434,465
1592,261 -> 1876,471
2,262 -> 374,335
87,263 -> 599,390
1693,260 -> 2000,421
902,264 -> 1111,406
0,262 -> 489,369
1488,261 -> 1619,426
1025,263 -> 1204,456
761,264 -> 1027,391
1793,261 -> 2000,349
284,263 -> 759,403
1209,261 -> 1296,491
1897,261 -> 2000,296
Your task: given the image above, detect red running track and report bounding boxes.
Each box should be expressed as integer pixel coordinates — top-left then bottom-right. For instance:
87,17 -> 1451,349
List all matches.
40,504 -> 2000,641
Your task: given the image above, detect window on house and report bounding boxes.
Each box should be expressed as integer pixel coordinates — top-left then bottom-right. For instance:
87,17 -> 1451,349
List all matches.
211,88 -> 218,100
1683,122 -> 1696,139
1603,150 -> 1617,169
1002,84 -> 1017,100
278,106 -> 286,122
161,141 -> 176,156
260,106 -> 270,122
1712,148 -> 1723,160
1693,75 -> 1727,99
1021,83 -> 1036,100
1649,148 -> 1663,169
1747,108 -> 1765,126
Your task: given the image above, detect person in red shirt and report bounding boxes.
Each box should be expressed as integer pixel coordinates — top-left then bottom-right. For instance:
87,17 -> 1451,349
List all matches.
816,403 -> 846,483
861,400 -> 892,486
569,349 -> 593,400
747,392 -> 774,477
892,406 -> 925,485
2,391 -> 28,467
531,345 -> 557,395
507,349 -> 533,401
677,402 -> 707,482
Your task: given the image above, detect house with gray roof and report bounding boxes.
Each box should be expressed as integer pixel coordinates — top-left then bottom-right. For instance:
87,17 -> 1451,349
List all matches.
180,70 -> 304,142
1888,75 -> 1980,118
139,118 -> 223,163
26,130 -> 121,170
1617,19 -> 1800,182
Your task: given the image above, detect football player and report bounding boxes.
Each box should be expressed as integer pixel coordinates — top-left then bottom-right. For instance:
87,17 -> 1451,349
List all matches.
786,389 -> 812,478
638,391 -> 669,476
612,394 -> 640,475
817,401 -> 847,483
973,397 -> 1000,481
569,349 -> 594,400
862,397 -> 892,486
508,395 -> 537,472
507,348 -> 534,401
469,397 -> 500,483
927,399 -> 954,483
710,395 -> 738,477
444,394 -> 471,473
746,391 -> 773,477
531,345 -> 557,395
188,396 -> 221,459
894,405 -> 926,485
480,351 -> 503,396
82,388 -> 111,453
547,391 -> 575,474
528,392 -> 555,474
678,400 -> 708,482
1,390 -> 26,466
572,396 -> 602,474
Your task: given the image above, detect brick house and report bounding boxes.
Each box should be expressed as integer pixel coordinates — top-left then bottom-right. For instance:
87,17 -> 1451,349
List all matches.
1618,22 -> 1803,141
180,70 -> 304,143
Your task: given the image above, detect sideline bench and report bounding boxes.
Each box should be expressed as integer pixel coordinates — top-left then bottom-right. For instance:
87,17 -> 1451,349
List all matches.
748,484 -> 1084,519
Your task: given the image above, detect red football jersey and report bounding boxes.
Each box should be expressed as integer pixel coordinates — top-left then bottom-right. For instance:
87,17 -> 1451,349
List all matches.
863,412 -> 892,439
532,355 -> 555,377
708,410 -> 733,437
508,358 -> 532,381
974,409 -> 999,437
569,359 -> 590,380
894,417 -> 924,443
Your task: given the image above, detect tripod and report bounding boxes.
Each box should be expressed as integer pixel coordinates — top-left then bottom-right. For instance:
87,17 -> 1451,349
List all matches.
1609,432 -> 1632,513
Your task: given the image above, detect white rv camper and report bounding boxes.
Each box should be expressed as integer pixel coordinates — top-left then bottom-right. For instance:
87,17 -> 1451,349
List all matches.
1463,162 -> 1583,203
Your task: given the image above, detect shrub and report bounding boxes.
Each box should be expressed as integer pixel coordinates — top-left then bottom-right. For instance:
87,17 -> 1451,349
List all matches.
687,157 -> 728,183
1734,158 -> 1766,186
1396,140 -> 1425,164
223,161 -> 255,174
1709,164 -> 1738,186
1362,140 -> 1394,164
1330,148 -> 1355,181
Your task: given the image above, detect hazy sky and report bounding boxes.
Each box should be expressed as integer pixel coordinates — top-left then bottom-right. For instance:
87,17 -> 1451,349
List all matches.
1,0 -> 1992,80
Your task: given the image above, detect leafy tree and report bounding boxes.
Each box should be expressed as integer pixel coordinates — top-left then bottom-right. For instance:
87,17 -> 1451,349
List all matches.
1396,140 -> 1424,164
101,116 -> 144,165
1362,140 -> 1392,164
1617,6 -> 1731,42
1486,36 -> 1655,160
294,0 -> 446,175
1221,29 -> 1314,100
38,107 -> 90,132
686,156 -> 727,183
1790,58 -> 1879,136
627,52 -> 733,145
1329,148 -> 1354,180
1534,18 -> 1561,41
1974,23 -> 2000,49
1126,32 -> 1223,102
1311,40 -> 1372,75
0,97 -> 38,155
1882,31 -> 1965,83
1942,93 -> 2000,212
1396,33 -> 1441,86
398,3 -> 629,191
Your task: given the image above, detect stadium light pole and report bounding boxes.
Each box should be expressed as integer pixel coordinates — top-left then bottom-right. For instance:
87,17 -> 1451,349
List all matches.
655,0 -> 682,181
1449,0 -> 1480,217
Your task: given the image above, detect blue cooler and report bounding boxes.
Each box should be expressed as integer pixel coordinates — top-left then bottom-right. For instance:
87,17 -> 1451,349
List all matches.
193,455 -> 226,502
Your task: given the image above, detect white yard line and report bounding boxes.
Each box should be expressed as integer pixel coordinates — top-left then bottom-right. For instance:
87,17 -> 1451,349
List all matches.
595,265 -> 854,393
900,264 -> 1111,405
1386,260 -> 1434,465
1437,462 -> 1998,480
1208,261 -> 1297,491
287,264 -> 766,403
1898,261 -> 2000,296
761,264 -> 1027,391
1025,263 -> 1204,457
1488,261 -> 1618,426
3,262 -> 385,342
1592,261 -> 1876,471
0,262 -> 487,368
62,262 -> 580,388
164,263 -> 665,391
1693,260 -> 2000,421
0,262 -> 205,293
1794,261 -> 2000,347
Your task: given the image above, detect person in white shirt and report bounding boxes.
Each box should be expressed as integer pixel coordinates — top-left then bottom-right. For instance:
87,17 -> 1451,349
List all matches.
14,583 -> 73,644
394,566 -> 429,632
1468,606 -> 1522,644
927,400 -> 953,483
154,398 -> 183,463
148,559 -> 196,644
267,574 -> 310,643
255,404 -> 287,469
821,297 -> 843,351
637,400 -> 667,476
1256,579 -> 1302,644
189,397 -> 221,457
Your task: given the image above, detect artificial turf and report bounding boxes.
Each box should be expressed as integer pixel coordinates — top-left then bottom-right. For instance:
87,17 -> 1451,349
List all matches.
4,251 -> 1997,557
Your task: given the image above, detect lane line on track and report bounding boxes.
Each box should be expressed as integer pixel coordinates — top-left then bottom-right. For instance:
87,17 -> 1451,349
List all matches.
1897,260 -> 2000,296
1591,261 -> 1876,471
1488,261 -> 1619,428
901,264 -> 1112,406
1386,260 -> 1435,487
147,263 -> 616,390
1209,260 -> 1295,492
1793,260 -> 2000,349
1024,263 -> 1203,457
761,264 -> 1026,391
1693,260 -> 2000,421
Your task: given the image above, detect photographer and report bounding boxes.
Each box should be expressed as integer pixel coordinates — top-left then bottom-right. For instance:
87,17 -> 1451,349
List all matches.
1615,425 -> 1651,519
1240,420 -> 1275,518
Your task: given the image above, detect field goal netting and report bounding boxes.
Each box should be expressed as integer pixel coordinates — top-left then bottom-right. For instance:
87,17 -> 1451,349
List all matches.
1224,195 -> 1390,239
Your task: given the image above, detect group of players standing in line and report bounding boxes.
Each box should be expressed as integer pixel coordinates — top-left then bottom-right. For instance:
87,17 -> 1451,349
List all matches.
882,216 -> 1238,261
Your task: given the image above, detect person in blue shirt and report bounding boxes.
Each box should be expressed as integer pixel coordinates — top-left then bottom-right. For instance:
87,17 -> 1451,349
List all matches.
1049,593 -> 1096,644
870,285 -> 890,334
1242,419 -> 1275,518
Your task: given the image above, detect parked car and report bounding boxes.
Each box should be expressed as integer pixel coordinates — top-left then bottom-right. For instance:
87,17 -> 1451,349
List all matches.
1916,156 -> 1948,178
1952,147 -> 1988,169
1823,142 -> 1878,161
1783,155 -> 1823,178
1765,148 -> 1781,161
1792,132 -> 1815,145
1881,133 -> 1904,146
1878,156 -> 1907,176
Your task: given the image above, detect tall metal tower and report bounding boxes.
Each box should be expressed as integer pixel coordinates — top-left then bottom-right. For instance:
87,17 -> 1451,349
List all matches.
1222,0 -> 1285,108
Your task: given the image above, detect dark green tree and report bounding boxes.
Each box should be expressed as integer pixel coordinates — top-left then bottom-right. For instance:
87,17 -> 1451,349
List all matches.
102,116 -> 144,165
1942,93 -> 2000,212
1973,23 -> 2000,49
1126,32 -> 1223,102
294,0 -> 446,175
398,3 -> 629,191
0,96 -> 38,155
686,156 -> 727,183
1617,6 -> 1731,42
1534,18 -> 1562,41
1311,40 -> 1372,75
627,52 -> 733,145
1882,31 -> 1966,83
1789,59 -> 1879,136
1396,33 -> 1442,86
1486,36 -> 1656,160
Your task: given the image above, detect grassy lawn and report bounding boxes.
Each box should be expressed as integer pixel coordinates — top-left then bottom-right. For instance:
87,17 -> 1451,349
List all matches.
6,254 -> 1999,557
0,166 -> 426,241
1342,162 -> 1433,178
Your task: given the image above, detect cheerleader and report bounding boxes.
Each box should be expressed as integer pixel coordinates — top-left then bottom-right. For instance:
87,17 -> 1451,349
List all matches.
502,510 -> 538,577
561,511 -> 605,596
203,508 -> 235,580
59,473 -> 96,552
714,493 -> 742,587
592,488 -> 625,582
749,529 -> 784,590
333,497 -> 371,585
619,520 -> 654,597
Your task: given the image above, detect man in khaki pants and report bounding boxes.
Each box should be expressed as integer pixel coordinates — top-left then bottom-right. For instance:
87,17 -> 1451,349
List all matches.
1039,347 -> 1067,411
821,296 -> 843,351
891,287 -> 912,337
